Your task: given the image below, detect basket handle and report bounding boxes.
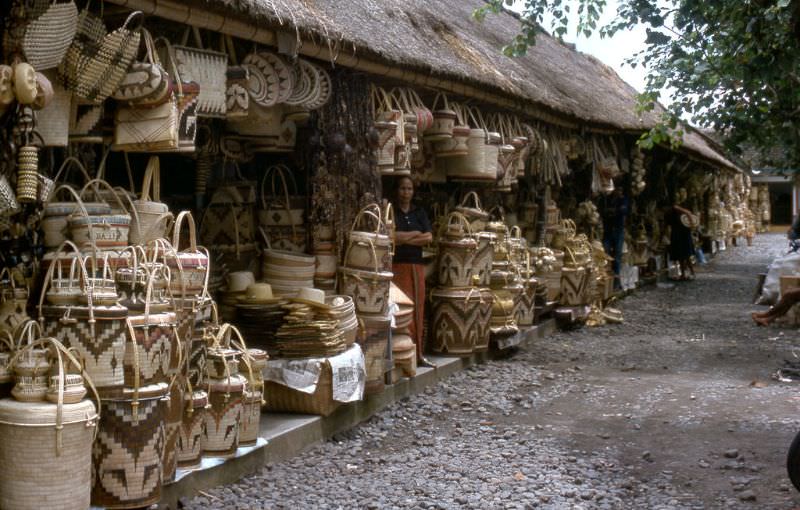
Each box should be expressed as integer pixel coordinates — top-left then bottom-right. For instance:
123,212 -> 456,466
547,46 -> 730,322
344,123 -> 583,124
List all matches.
350,206 -> 385,236
431,91 -> 450,111
459,191 -> 483,212
171,210 -> 198,252
124,318 -> 142,421
50,157 -> 92,196
79,178 -> 129,219
139,156 -> 161,202
37,240 -> 93,329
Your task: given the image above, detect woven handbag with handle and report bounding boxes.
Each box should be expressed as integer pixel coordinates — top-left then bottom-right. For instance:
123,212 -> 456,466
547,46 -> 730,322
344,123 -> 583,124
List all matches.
60,9 -> 143,104
21,0 -> 79,71
112,28 -> 171,107
259,165 -> 306,253
128,156 -> 173,244
173,27 -> 228,118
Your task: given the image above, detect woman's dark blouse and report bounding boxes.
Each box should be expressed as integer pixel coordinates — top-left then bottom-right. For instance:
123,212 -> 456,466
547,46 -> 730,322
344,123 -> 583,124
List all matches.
392,204 -> 432,264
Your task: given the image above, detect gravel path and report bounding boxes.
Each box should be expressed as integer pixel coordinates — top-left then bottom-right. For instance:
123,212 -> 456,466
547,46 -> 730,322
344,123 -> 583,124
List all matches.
186,233 -> 800,509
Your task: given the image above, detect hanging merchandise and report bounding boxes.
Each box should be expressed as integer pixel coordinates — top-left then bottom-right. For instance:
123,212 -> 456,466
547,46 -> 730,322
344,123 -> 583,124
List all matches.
16,143 -> 39,204
370,85 -> 402,176
200,162 -> 258,271
493,113 -> 521,191
259,165 -> 307,253
442,105 -> 493,182
60,9 -> 143,104
19,0 -> 79,70
425,92 -> 457,142
591,136 -> 620,195
224,35 -> 250,119
173,26 -> 228,118
112,28 -> 171,108
433,101 -> 470,158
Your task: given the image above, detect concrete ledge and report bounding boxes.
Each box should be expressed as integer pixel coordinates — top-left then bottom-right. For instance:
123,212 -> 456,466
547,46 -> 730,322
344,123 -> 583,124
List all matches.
159,318 -> 555,508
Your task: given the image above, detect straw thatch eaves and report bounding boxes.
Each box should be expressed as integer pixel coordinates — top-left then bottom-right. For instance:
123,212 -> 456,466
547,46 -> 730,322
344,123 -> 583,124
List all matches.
110,0 -> 738,171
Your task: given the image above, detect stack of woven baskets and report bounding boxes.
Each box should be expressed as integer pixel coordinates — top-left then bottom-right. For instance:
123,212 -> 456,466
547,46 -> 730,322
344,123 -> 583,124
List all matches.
389,283 -> 416,380
429,210 -> 493,356
339,204 -> 393,394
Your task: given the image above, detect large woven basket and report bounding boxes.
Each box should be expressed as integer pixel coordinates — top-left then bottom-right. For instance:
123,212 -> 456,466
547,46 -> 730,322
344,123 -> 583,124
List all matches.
0,398 -> 97,510
430,287 -> 483,356
92,383 -> 168,509
264,361 -> 340,416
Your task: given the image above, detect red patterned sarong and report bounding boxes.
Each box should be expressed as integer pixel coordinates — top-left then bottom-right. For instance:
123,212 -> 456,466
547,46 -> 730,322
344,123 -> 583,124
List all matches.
392,263 -> 426,361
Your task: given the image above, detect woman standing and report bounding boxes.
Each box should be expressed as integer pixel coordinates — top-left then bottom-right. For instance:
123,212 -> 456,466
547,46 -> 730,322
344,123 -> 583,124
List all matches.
392,176 -> 434,367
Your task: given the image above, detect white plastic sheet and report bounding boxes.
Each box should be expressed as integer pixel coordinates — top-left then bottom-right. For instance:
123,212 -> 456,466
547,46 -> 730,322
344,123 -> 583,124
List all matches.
262,344 -> 366,403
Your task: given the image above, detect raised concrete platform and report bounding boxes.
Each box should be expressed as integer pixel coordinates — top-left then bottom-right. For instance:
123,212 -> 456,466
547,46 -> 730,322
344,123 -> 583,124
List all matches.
158,318 -> 556,508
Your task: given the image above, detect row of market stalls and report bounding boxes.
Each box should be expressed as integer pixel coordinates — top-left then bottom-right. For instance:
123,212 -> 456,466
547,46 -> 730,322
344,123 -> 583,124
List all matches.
0,0 -> 757,508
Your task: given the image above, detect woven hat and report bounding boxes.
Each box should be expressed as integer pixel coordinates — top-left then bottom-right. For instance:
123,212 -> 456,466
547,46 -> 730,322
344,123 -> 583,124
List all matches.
291,287 -> 331,309
238,283 -> 281,304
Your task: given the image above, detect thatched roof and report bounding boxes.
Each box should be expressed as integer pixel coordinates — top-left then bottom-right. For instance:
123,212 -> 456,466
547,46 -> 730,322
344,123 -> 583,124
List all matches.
114,0 -> 738,170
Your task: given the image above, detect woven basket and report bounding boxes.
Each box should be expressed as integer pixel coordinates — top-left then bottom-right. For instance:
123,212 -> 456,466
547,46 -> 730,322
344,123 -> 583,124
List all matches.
168,211 -> 210,297
162,380 -> 184,483
173,27 -> 228,118
0,398 -> 97,510
92,383 -> 168,509
264,360 -> 340,416
239,387 -> 262,446
430,287 -> 484,355
177,389 -> 208,468
345,207 -> 393,273
129,156 -> 172,245
204,373 -> 246,457
22,0 -> 79,71
62,10 -> 143,104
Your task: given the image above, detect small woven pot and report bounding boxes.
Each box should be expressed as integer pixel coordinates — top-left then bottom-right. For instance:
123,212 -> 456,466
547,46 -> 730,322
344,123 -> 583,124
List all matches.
177,390 -> 208,468
204,373 -> 246,457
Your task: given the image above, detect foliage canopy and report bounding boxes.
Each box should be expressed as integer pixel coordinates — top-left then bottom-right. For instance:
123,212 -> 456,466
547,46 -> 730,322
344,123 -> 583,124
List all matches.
475,0 -> 800,169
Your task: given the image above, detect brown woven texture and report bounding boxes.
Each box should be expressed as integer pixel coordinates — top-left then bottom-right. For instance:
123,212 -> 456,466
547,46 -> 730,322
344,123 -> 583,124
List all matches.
263,361 -> 340,417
